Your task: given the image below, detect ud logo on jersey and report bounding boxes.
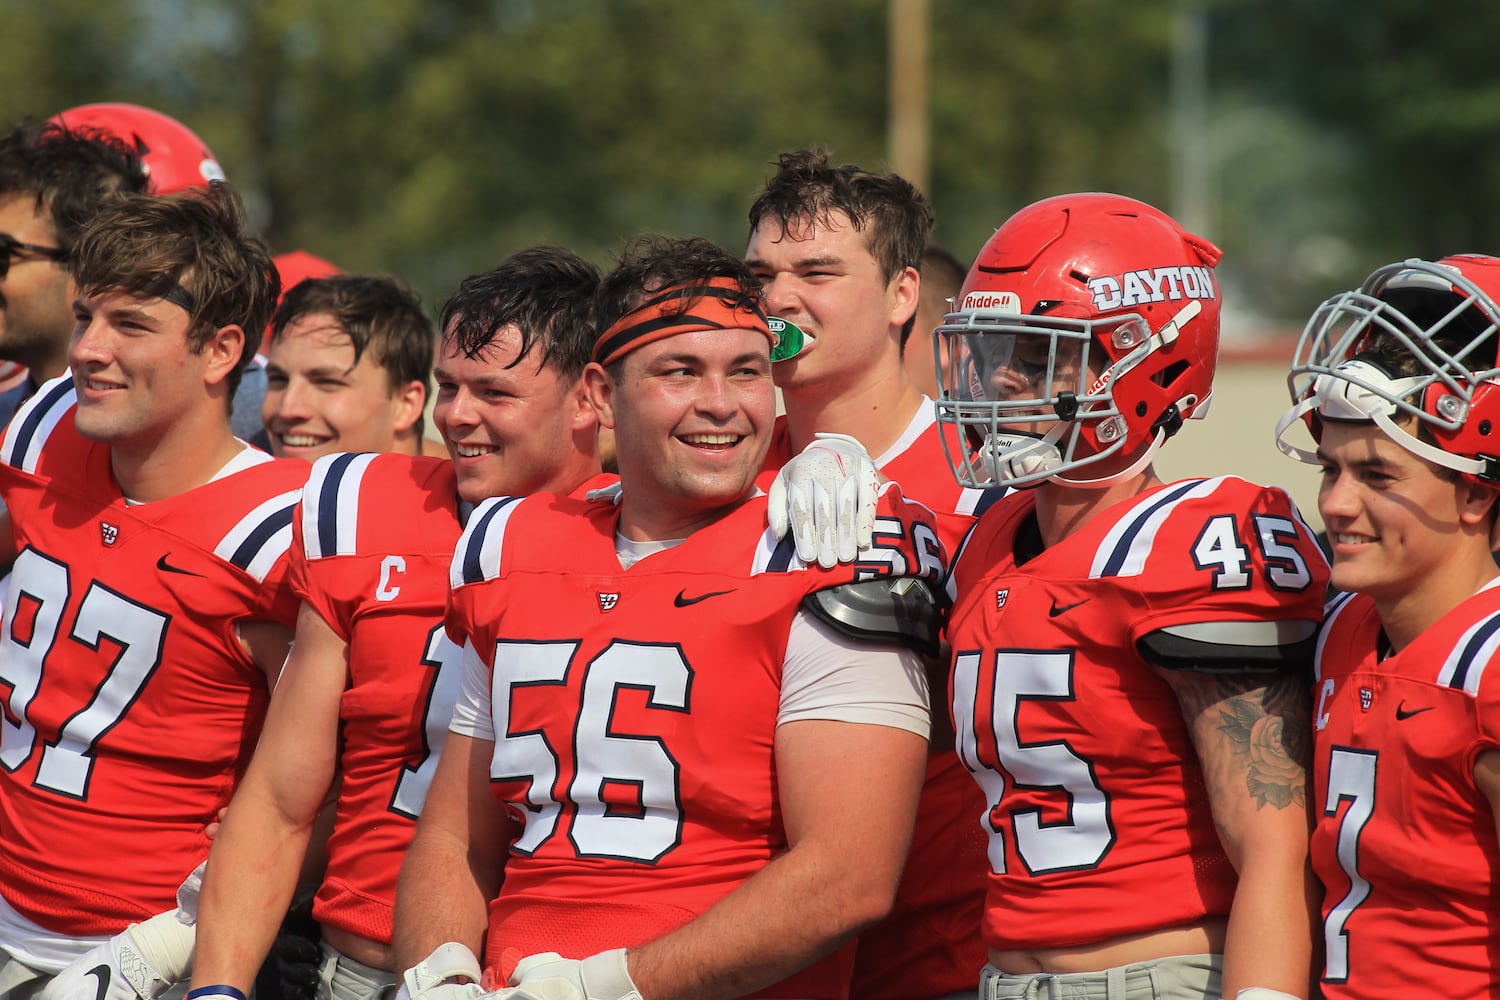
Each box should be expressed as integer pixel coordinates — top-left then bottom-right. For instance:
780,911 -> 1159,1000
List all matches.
1359,687 -> 1374,711
100,522 -> 119,546
598,592 -> 619,612
994,588 -> 1009,610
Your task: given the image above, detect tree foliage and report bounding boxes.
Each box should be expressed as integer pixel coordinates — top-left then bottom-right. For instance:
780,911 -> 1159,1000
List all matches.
0,0 -> 1483,326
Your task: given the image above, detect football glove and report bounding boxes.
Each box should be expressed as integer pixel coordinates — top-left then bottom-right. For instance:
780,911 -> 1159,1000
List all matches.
393,942 -> 485,1000
40,863 -> 205,1000
767,432 -> 880,569
267,887 -> 323,1000
498,950 -> 642,1000
40,909 -> 197,1000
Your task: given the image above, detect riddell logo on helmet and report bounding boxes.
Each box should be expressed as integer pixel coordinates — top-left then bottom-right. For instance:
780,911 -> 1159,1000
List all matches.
960,291 -> 1022,313
1088,266 -> 1216,311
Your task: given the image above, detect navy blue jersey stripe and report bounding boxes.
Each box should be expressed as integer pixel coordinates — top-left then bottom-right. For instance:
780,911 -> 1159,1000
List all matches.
229,503 -> 296,572
461,496 -> 523,585
7,377 -> 73,466
1450,612 -> 1500,690
315,452 -> 364,557
1097,479 -> 1203,578
972,487 -> 1007,518
766,533 -> 798,573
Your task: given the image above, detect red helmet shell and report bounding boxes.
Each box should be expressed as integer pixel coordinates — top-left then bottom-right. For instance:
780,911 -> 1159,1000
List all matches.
49,103 -> 225,193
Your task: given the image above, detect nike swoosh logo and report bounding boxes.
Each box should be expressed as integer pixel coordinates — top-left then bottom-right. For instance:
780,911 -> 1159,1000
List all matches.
157,553 -> 205,577
85,965 -> 111,1000
1395,702 -> 1435,721
1048,598 -> 1088,617
674,589 -> 734,607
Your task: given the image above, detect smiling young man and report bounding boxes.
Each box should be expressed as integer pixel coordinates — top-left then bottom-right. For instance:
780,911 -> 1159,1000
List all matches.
180,247 -> 605,1000
1274,254 -> 1500,998
394,235 -> 942,1000
0,183 -> 308,999
259,274 -> 439,461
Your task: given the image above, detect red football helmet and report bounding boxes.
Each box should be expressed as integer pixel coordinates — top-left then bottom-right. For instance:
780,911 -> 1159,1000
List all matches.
935,192 -> 1223,488
1276,254 -> 1500,485
48,103 -> 225,194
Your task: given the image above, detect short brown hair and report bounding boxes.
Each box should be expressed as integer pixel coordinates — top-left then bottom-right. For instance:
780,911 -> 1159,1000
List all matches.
69,181 -> 277,397
747,148 -> 933,285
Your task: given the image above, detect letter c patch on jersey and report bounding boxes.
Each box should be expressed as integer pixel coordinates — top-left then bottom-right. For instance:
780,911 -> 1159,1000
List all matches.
598,592 -> 619,612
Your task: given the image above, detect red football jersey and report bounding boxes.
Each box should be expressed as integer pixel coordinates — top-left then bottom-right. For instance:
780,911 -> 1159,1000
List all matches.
947,476 -> 1327,951
1311,587 -> 1500,999
0,379 -> 306,936
446,486 -> 943,1000
763,404 -> 995,998
291,452 -> 466,945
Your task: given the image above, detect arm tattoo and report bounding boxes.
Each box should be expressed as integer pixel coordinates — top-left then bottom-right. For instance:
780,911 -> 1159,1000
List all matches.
1173,670 -> 1312,810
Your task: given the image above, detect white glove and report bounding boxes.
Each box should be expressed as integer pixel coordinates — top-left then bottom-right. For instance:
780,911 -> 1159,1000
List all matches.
495,950 -> 642,1000
767,433 -> 880,569
41,910 -> 197,1000
1235,991 -> 1304,1000
41,862 -> 206,1000
394,942 -> 486,1000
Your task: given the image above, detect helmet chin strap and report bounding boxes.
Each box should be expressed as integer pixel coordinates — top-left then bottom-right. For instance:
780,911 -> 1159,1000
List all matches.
1052,428 -> 1165,490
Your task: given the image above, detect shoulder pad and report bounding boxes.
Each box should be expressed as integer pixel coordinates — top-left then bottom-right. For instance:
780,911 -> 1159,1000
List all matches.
803,576 -> 943,658
1137,618 -> 1318,678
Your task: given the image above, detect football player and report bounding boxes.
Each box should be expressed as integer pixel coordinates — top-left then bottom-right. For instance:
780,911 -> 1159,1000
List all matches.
183,247 -> 607,1000
746,148 -> 990,1000
260,273 -> 439,461
0,183 -> 306,999
1274,254 -> 1500,998
0,103 -> 226,428
394,235 -> 940,1000
938,193 -> 1327,999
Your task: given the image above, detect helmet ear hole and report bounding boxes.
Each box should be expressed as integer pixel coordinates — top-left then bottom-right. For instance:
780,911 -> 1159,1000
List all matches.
1152,359 -> 1189,389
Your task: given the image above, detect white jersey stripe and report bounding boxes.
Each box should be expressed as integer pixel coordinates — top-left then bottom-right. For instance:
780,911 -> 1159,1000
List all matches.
1,377 -> 75,475
215,488 -> 302,582
301,452 -> 379,560
1090,477 -> 1224,579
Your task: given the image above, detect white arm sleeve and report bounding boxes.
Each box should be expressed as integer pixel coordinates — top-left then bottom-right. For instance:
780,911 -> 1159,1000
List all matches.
777,609 -> 931,738
447,638 -> 495,741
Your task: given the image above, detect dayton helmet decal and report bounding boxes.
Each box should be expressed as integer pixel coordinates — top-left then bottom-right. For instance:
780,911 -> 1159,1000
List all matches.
1088,266 -> 1216,311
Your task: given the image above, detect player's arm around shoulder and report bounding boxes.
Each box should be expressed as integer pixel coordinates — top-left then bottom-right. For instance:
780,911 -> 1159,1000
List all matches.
193,600 -> 348,994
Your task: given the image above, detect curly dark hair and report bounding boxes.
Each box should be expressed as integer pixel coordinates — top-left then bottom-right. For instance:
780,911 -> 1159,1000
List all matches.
440,246 -> 600,383
595,234 -> 762,337
0,120 -> 148,251
747,147 -> 933,284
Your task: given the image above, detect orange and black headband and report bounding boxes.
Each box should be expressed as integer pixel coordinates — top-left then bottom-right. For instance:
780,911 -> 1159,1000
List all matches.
592,277 -> 774,366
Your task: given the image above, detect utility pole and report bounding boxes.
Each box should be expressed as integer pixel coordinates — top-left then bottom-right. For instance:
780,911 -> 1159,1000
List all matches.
888,0 -> 929,191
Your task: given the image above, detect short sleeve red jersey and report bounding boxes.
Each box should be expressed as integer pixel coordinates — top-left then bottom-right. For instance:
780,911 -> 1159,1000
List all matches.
0,379 -> 306,935
445,486 -> 943,1000
1311,587 -> 1500,999
946,476 -> 1327,951
290,452 -> 466,946
762,404 -> 998,998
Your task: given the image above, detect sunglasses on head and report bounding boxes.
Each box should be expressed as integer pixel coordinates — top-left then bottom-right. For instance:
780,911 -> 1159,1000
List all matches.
0,234 -> 68,278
